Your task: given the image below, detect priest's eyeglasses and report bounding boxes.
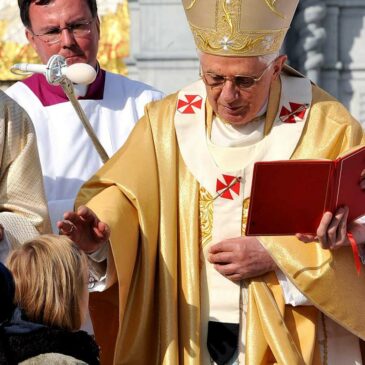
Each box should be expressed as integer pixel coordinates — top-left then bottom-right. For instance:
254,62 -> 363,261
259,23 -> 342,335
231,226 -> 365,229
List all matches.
30,19 -> 94,45
200,61 -> 274,90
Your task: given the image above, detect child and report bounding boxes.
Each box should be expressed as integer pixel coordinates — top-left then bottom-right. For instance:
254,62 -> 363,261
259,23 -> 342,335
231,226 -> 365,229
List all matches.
1,234 -> 99,364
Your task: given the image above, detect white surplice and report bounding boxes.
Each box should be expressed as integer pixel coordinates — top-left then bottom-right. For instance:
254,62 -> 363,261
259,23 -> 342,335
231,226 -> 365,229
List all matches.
6,71 -> 164,231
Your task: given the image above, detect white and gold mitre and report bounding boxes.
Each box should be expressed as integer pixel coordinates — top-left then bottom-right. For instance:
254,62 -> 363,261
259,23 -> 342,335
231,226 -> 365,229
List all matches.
182,0 -> 299,56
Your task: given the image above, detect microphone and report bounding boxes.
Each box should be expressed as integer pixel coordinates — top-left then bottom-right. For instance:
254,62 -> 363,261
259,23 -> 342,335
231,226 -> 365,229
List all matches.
11,55 -> 96,85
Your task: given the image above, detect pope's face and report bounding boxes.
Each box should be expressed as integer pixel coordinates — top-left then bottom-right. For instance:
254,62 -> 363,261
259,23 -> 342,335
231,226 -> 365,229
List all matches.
25,0 -> 100,67
200,53 -> 286,125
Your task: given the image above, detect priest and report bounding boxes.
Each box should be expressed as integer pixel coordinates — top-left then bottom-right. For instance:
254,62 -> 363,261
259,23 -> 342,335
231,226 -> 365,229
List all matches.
60,0 -> 365,364
6,0 -> 163,232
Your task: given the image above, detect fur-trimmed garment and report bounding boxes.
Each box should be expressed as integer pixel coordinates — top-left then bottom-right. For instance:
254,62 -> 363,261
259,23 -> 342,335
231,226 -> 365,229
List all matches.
0,309 -> 99,365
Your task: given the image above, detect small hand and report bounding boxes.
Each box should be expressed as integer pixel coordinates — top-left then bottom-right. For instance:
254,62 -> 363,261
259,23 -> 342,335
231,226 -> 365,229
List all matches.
296,207 -> 349,249
208,236 -> 277,282
57,205 -> 110,254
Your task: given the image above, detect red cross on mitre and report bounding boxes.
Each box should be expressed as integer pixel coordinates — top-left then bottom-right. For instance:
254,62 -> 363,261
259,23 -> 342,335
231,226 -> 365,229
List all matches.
177,94 -> 203,114
216,175 -> 241,200
279,102 -> 308,123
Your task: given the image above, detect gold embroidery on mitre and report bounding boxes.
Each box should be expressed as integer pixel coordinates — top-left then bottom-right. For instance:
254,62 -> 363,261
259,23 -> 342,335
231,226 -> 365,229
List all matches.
184,0 -> 198,10
264,0 -> 285,18
241,198 -> 250,236
185,0 -> 293,56
199,187 -> 214,248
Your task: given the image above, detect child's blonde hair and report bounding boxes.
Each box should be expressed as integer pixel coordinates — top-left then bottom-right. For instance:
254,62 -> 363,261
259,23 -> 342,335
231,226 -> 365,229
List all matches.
7,234 -> 88,331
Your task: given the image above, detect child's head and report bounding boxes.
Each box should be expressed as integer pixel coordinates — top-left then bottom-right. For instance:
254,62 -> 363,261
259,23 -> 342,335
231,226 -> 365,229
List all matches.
7,234 -> 89,331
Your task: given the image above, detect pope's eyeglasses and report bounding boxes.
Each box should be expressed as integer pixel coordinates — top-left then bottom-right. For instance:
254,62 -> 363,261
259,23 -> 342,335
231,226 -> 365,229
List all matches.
29,19 -> 94,45
200,61 -> 274,90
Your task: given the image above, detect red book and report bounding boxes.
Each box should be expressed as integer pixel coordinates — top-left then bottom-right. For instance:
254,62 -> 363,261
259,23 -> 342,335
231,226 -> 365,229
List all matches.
245,145 -> 365,236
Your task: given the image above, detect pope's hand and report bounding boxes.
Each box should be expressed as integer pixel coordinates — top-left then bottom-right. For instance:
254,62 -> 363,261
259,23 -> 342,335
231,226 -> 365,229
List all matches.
208,236 -> 277,282
57,205 -> 110,254
296,206 -> 365,250
296,169 -> 365,249
296,207 -> 349,249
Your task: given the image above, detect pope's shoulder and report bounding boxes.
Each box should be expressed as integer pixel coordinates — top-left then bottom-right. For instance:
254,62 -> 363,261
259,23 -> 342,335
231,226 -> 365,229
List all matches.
142,90 -> 181,117
284,65 -> 360,129
310,83 -> 360,128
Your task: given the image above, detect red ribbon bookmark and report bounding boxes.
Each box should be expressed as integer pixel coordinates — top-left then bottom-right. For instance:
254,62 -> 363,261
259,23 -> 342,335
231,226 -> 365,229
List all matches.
347,232 -> 361,275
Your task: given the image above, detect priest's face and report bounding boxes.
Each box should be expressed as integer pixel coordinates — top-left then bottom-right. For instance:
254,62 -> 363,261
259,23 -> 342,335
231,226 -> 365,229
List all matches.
25,0 -> 100,68
200,53 -> 286,125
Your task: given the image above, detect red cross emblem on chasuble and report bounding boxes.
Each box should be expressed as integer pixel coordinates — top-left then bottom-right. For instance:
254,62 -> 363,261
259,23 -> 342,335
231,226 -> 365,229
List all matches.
279,102 -> 308,123
177,94 -> 203,114
216,175 -> 241,200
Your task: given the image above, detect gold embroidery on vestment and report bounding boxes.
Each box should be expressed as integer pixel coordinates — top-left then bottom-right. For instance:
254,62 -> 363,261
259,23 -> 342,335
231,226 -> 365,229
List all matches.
241,198 -> 250,236
199,187 -> 214,248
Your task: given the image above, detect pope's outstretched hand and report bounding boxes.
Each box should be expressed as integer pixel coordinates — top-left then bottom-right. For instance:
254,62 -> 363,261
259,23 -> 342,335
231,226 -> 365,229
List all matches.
57,205 -> 110,254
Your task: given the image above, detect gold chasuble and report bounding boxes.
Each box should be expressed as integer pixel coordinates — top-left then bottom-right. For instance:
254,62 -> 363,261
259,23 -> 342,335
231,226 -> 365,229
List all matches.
77,70 -> 365,365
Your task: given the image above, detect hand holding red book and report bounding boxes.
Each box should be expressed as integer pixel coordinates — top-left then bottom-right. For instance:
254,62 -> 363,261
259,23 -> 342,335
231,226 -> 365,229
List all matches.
246,155 -> 365,273
246,145 -> 365,236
